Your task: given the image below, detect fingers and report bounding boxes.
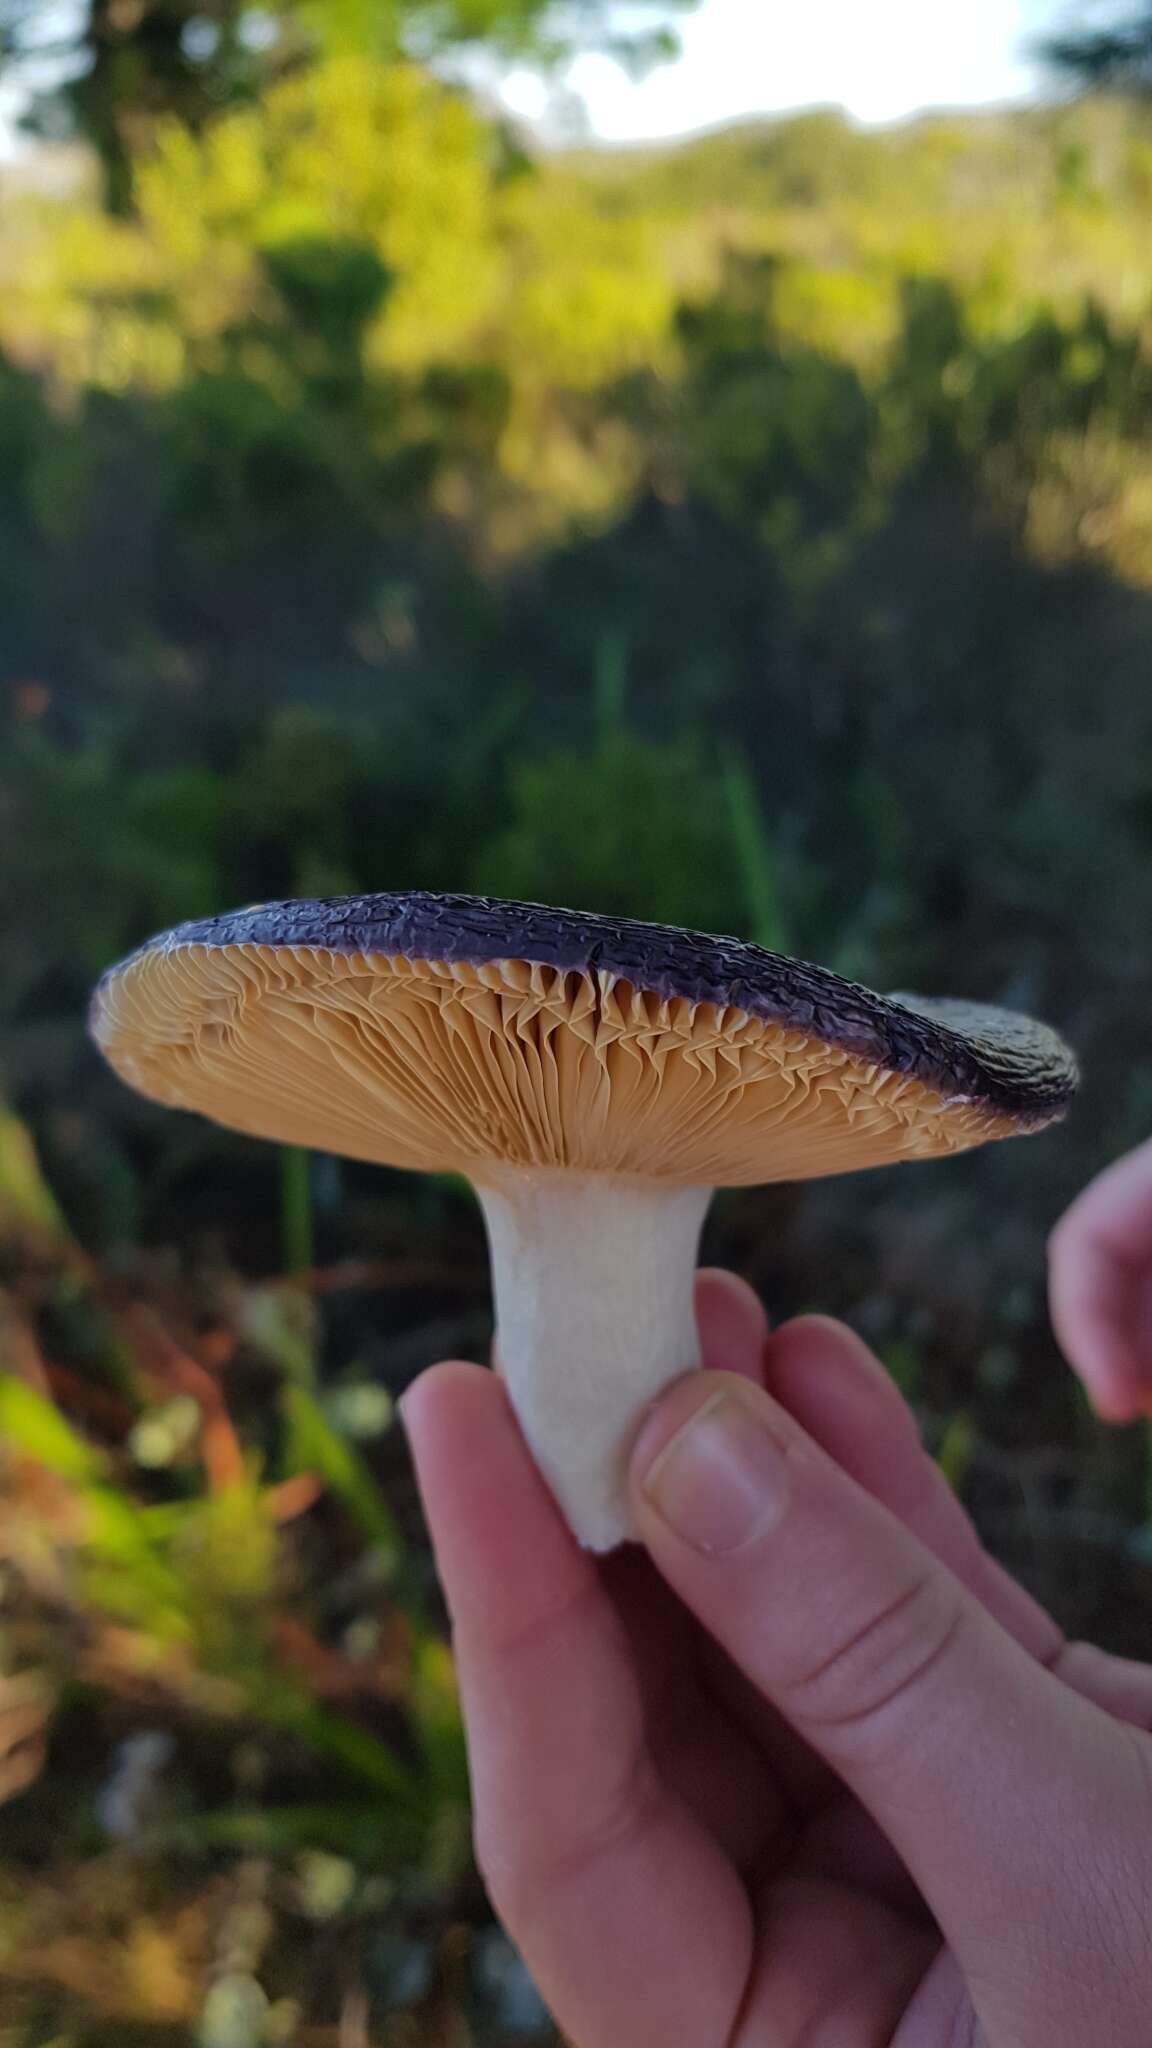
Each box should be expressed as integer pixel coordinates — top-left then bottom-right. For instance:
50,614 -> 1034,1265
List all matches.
767,1317 -> 1152,1734
1051,1638 -> 1152,1729
1049,1138 -> 1152,1420
764,1316 -> 1063,1664
695,1268 -> 770,1382
629,1370 -> 1152,2037
702,1291 -> 1061,1806
402,1362 -> 753,2048
1053,1137 -> 1152,1264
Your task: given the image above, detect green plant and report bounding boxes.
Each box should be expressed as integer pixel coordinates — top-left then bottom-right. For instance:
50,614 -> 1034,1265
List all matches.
719,739 -> 790,953
278,1150 -> 315,1281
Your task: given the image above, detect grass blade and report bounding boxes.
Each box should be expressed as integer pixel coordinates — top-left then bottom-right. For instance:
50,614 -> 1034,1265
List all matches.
719,739 -> 789,952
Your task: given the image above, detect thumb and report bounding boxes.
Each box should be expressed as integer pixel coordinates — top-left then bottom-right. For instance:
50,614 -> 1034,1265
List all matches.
630,1370 -> 1152,2023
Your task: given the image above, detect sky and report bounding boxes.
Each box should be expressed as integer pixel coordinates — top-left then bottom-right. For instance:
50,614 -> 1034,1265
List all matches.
1,0 -> 1070,160
502,0 -> 1064,142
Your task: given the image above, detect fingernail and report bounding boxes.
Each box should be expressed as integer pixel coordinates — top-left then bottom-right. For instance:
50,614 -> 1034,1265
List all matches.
640,1390 -> 790,1555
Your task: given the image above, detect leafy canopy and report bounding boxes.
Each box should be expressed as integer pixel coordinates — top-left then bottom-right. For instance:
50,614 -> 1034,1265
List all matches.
1043,4 -> 1152,93
0,0 -> 692,210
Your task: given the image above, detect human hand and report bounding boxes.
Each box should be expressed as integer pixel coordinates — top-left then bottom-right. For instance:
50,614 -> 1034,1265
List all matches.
403,1276 -> 1152,2048
1049,1135 -> 1152,1420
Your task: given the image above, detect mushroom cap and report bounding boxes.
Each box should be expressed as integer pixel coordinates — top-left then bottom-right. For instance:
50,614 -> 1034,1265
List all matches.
89,892 -> 1078,1187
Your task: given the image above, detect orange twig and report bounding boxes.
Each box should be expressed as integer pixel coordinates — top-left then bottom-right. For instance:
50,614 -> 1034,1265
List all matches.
0,1291 -> 51,1396
116,1304 -> 247,1492
262,1472 -> 324,1524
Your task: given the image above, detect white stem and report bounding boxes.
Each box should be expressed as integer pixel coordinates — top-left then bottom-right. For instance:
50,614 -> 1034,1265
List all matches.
475,1169 -> 713,1552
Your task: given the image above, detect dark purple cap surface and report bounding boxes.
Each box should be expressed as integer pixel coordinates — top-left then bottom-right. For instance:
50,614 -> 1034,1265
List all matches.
93,891 -> 1079,1130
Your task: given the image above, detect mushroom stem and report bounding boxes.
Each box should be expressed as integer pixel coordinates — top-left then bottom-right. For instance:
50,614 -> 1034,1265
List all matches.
475,1169 -> 713,1552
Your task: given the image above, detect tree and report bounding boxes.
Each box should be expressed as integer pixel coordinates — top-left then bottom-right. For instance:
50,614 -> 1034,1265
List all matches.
1042,5 -> 1152,94
0,0 -> 691,212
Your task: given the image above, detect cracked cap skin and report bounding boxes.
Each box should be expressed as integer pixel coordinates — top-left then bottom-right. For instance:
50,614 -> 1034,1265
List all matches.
89,890 -> 1080,1186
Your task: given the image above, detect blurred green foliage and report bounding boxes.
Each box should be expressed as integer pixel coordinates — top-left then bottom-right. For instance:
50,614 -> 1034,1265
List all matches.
0,1126 -> 482,2039
1,0 -> 689,211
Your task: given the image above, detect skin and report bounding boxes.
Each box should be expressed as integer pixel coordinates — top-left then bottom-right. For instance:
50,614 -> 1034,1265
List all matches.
403,1273 -> 1152,2048
1049,1133 -> 1152,1421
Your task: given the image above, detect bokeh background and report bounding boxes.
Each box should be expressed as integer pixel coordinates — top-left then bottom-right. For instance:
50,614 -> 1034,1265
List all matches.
2,0 -> 1152,2039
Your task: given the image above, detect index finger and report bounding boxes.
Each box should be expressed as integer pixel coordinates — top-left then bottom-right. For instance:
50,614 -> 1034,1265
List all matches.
401,1362 -> 753,2048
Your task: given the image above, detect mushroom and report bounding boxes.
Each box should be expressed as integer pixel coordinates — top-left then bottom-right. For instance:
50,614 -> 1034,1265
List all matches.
90,892 -> 1078,1551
